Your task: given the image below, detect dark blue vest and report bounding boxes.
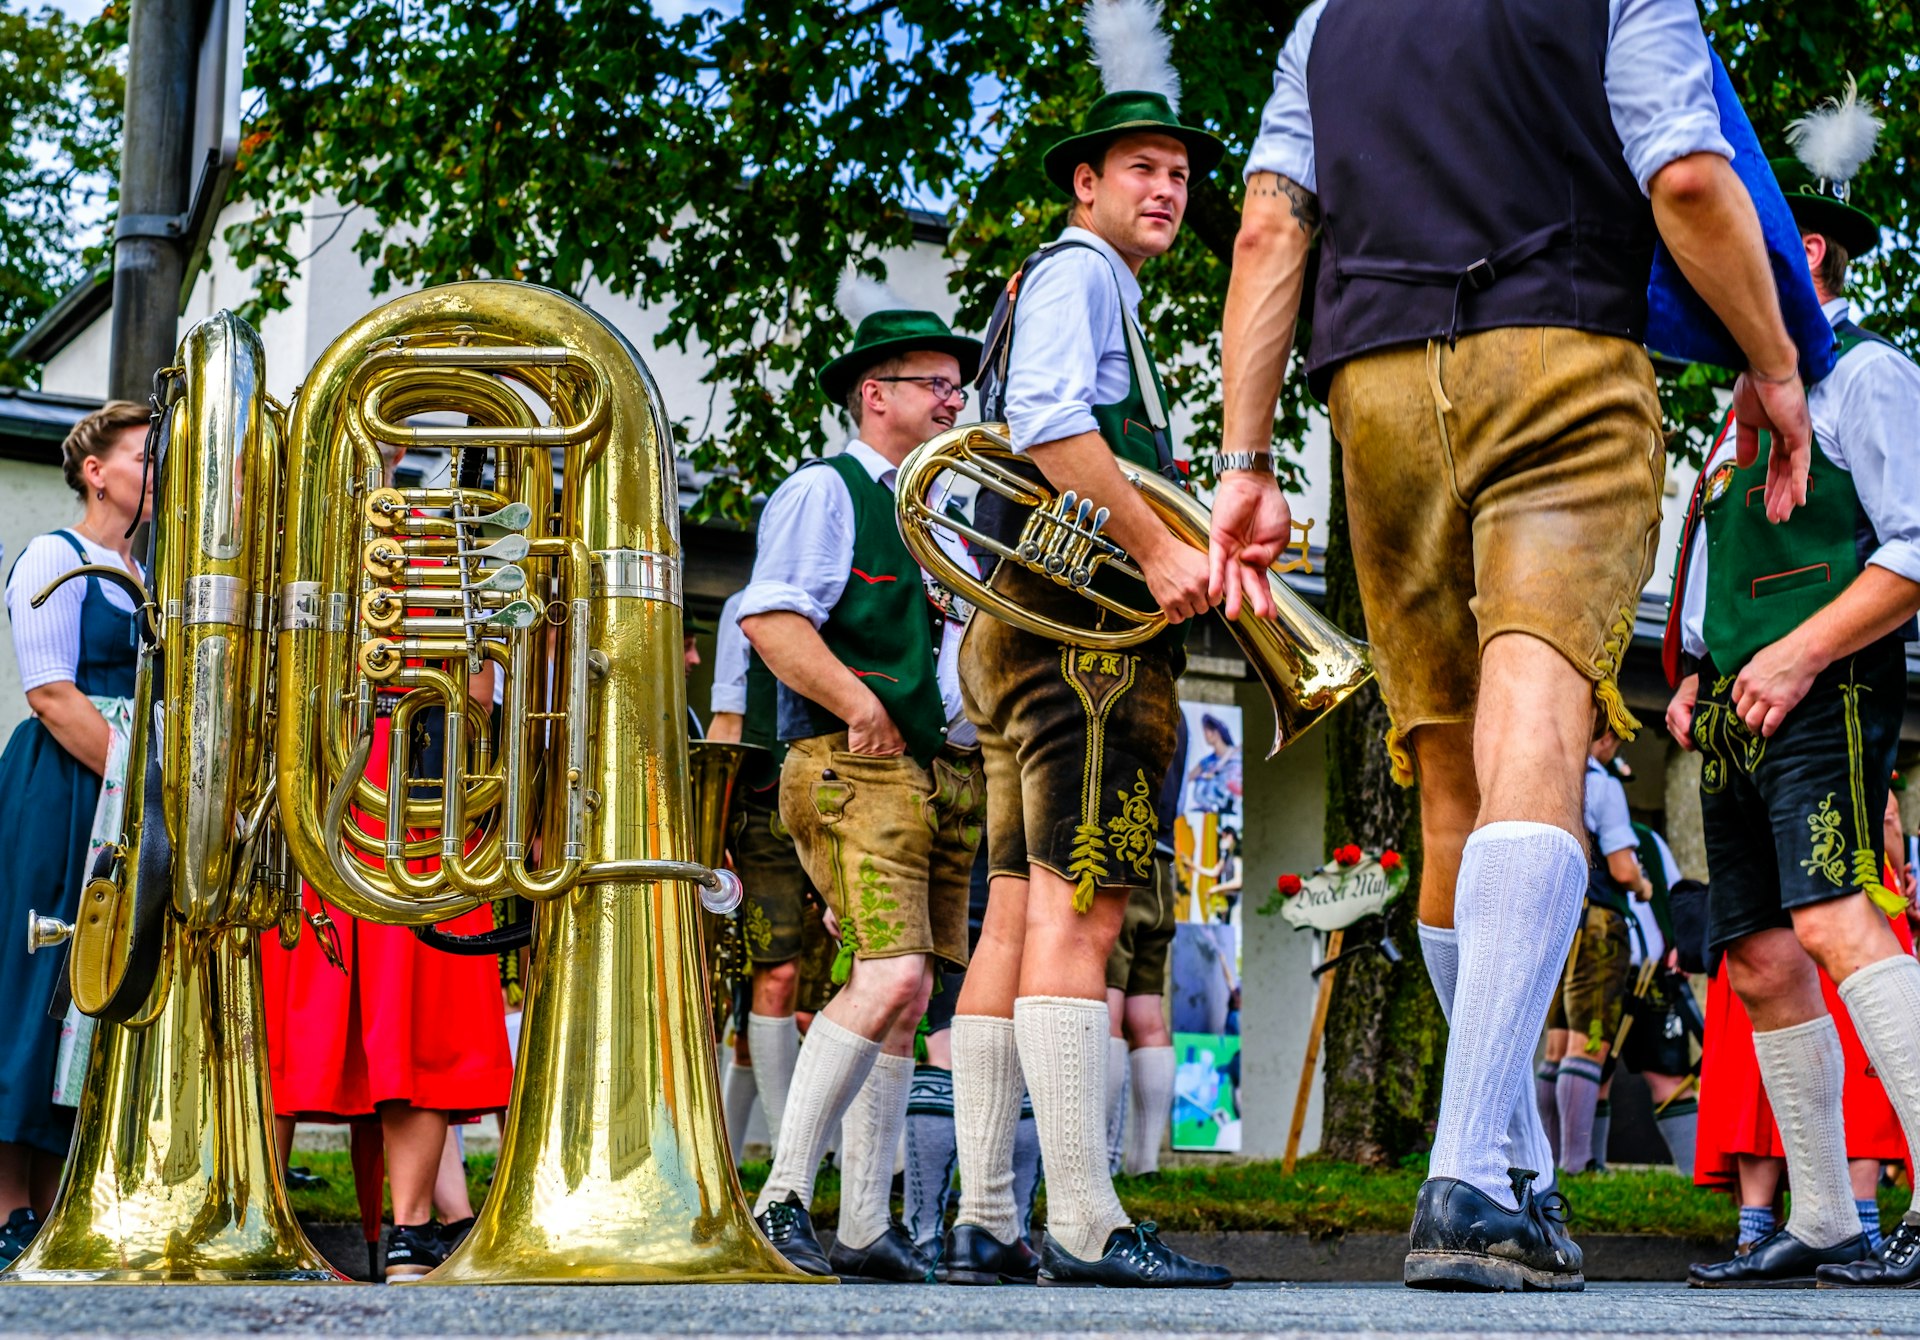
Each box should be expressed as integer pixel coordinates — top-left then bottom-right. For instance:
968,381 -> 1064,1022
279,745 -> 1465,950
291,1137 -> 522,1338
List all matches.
1303,0 -> 1657,398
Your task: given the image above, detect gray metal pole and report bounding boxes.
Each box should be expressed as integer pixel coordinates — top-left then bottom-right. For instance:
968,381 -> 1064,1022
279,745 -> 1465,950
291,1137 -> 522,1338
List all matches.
107,0 -> 197,404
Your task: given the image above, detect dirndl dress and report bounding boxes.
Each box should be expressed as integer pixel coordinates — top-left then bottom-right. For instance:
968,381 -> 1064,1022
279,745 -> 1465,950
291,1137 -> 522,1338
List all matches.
1695,908 -> 1916,1194
0,533 -> 138,1154
260,714 -> 512,1121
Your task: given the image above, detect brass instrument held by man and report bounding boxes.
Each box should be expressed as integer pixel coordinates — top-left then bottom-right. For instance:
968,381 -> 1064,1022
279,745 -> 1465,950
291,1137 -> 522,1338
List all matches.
895,422 -> 1373,756
686,741 -> 766,1037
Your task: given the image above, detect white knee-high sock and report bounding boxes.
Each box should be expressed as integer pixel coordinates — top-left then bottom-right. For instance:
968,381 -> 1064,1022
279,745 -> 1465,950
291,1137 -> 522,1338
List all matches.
1015,995 -> 1130,1262
1838,955 -> 1920,1217
1752,1015 -> 1857,1248
1427,823 -> 1586,1206
837,1052 -> 915,1250
1125,1045 -> 1175,1174
1105,1036 -> 1130,1175
951,1014 -> 1025,1242
1417,920 -> 1556,1191
752,1014 -> 879,1215
721,1055 -> 758,1158
747,1012 -> 800,1157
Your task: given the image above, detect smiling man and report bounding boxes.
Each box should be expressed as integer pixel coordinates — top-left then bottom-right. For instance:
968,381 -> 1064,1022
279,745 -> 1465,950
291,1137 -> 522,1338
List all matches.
942,0 -> 1231,1290
737,276 -> 985,1282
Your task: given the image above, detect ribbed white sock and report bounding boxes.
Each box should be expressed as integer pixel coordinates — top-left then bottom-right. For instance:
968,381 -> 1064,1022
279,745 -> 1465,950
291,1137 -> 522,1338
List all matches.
1418,920 -> 1557,1191
951,1014 -> 1025,1242
1427,822 -> 1586,1206
1105,1036 -> 1130,1175
1125,1045 -> 1174,1174
1752,1015 -> 1857,1249
837,1051 -> 915,1250
752,1013 -> 879,1215
1016,995 -> 1130,1262
1838,954 -> 1920,1217
721,1055 -> 757,1158
747,1012 -> 800,1158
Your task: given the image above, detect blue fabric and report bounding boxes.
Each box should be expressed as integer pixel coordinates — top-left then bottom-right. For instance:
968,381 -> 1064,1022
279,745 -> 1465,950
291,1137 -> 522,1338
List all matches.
1645,49 -> 1837,383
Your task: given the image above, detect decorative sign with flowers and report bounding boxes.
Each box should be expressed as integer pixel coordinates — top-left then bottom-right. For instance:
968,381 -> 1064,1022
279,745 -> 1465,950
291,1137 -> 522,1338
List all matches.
1263,843 -> 1410,933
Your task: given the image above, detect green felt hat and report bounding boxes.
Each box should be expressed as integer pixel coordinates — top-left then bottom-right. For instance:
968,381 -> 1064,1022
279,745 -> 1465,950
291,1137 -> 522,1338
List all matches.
817,310 -> 982,405
1042,90 -> 1225,197
1770,155 -> 1881,257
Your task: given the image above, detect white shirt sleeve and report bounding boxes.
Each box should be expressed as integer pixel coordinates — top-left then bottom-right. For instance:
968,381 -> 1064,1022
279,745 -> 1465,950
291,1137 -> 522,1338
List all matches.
1583,768 -> 1639,856
1826,345 -> 1920,586
1604,0 -> 1733,194
1003,247 -> 1122,452
5,533 -> 135,693
735,465 -> 855,628
1679,518 -> 1709,659
710,590 -> 751,717
1243,0 -> 1325,189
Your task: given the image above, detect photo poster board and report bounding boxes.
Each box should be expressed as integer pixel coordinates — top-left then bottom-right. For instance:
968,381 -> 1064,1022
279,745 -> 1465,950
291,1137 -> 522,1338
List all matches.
1170,923 -> 1242,1151
1172,700 -> 1245,927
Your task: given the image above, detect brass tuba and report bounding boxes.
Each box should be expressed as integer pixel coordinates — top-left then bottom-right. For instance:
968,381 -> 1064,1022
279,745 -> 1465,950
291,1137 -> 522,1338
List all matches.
895,422 -> 1373,756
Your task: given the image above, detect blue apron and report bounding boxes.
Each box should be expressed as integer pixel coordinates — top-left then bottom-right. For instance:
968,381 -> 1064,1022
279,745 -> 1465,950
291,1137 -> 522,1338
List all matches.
0,531 -> 138,1154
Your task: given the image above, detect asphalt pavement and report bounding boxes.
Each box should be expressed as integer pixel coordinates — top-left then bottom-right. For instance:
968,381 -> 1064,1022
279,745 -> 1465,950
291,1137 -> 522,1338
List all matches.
0,1282 -> 1914,1339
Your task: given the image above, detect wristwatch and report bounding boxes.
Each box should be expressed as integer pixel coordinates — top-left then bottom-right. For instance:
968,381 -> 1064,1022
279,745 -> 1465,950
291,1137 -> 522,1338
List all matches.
1216,450 -> 1277,475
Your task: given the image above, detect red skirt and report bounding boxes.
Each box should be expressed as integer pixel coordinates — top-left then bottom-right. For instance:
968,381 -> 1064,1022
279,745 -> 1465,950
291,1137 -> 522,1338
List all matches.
260,718 -> 513,1121
1695,912 -> 1915,1194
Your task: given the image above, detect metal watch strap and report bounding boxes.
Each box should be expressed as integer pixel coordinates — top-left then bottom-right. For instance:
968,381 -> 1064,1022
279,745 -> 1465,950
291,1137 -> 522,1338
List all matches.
1217,450 -> 1276,475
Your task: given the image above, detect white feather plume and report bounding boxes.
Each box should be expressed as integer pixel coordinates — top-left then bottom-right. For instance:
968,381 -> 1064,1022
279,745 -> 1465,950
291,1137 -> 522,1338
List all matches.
836,270 -> 909,327
1787,76 -> 1882,187
1085,0 -> 1180,111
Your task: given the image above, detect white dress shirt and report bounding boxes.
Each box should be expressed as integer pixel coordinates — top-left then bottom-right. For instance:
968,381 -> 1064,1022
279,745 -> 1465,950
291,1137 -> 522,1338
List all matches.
1584,757 -> 1638,858
737,439 -> 977,746
1627,829 -> 1681,965
6,531 -> 138,693
1002,226 -> 1143,454
1247,0 -> 1733,197
1679,299 -> 1920,659
710,590 -> 750,717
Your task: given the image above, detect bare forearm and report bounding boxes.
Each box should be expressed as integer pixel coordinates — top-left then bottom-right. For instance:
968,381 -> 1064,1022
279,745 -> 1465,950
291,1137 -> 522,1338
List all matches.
26,683 -> 110,776
1648,153 -> 1798,378
739,612 -> 879,729
1789,566 -> 1920,668
1221,173 -> 1316,455
1025,431 -> 1171,565
706,711 -> 744,744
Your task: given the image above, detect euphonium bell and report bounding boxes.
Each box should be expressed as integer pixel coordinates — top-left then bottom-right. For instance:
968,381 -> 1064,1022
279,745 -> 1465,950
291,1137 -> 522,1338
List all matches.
895,422 -> 1374,756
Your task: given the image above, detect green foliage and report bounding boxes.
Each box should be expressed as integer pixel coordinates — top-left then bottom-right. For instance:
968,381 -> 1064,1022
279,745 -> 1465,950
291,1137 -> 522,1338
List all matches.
0,4 -> 123,387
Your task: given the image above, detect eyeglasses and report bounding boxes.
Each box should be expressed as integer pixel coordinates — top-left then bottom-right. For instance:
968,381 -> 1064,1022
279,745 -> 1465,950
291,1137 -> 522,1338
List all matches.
874,375 -> 968,404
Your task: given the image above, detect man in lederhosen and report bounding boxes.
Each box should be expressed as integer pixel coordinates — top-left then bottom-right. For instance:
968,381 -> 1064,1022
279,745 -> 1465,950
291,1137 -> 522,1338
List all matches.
1218,0 -> 1823,1291
943,0 -> 1232,1290
1666,121 -> 1920,1289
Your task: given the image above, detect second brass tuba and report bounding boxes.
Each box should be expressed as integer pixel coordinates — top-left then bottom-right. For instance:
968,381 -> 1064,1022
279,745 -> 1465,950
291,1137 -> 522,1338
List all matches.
896,422 -> 1373,756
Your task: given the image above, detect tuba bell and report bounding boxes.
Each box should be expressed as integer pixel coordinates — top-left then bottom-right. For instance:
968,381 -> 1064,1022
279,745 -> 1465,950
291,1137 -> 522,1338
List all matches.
895,422 -> 1374,756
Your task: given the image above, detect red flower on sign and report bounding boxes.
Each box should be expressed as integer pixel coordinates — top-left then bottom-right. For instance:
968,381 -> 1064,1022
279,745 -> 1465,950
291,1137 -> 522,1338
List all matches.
1276,873 -> 1303,897
1334,844 -> 1363,867
1379,850 -> 1403,871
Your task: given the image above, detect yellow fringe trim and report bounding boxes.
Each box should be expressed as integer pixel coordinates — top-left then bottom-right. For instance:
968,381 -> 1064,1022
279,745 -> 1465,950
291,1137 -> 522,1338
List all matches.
1385,726 -> 1416,789
1592,605 -> 1644,740
1073,870 -> 1098,915
1856,848 -> 1908,918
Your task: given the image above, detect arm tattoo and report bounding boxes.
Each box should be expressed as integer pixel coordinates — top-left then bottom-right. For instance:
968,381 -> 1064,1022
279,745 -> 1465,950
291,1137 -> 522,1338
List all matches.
1248,172 -> 1320,235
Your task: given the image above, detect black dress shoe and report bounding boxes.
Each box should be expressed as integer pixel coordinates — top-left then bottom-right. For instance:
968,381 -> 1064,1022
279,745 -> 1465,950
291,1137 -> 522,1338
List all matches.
1689,1226 -> 1870,1288
1038,1223 -> 1233,1288
755,1192 -> 832,1276
1404,1170 -> 1584,1292
828,1221 -> 934,1282
940,1223 -> 1039,1285
1818,1216 -> 1920,1289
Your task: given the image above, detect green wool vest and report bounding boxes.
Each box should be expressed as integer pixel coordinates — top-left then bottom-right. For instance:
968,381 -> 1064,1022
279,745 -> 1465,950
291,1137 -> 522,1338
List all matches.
1702,328 -> 1877,673
741,650 -> 785,789
790,454 -> 949,766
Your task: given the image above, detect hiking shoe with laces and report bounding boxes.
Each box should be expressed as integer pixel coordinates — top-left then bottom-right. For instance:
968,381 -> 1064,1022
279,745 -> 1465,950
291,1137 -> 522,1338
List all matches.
1819,1215 -> 1920,1288
755,1192 -> 831,1276
1404,1167 -> 1585,1292
384,1222 -> 446,1281
1038,1223 -> 1233,1288
0,1208 -> 39,1268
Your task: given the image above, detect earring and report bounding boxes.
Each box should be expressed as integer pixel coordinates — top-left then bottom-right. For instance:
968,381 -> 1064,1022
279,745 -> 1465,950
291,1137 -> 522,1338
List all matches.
95,489 -> 105,500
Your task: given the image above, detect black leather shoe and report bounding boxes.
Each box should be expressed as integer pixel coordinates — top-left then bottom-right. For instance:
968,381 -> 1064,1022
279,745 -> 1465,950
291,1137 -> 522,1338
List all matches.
1404,1170 -> 1584,1292
1689,1226 -> 1870,1288
755,1193 -> 832,1276
940,1223 -> 1039,1285
1818,1216 -> 1920,1289
1038,1223 -> 1233,1288
828,1221 -> 934,1282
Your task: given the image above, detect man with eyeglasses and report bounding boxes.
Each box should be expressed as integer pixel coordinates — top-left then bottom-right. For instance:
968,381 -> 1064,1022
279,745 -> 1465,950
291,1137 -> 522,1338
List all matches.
736,278 -> 986,1282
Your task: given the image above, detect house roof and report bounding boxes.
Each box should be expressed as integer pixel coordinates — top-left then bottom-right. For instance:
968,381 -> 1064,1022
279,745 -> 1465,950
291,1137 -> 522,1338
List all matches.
0,386 -> 100,466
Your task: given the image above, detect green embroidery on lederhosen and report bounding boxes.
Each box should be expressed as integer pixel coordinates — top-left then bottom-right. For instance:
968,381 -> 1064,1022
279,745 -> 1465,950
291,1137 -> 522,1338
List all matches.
1107,770 -> 1156,881
1058,646 -> 1139,913
743,900 -> 775,957
1801,794 -> 1847,888
853,856 -> 903,954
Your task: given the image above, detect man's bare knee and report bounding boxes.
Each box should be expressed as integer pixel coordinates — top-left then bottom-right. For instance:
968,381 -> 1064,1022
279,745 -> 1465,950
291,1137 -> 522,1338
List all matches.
752,959 -> 799,1015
